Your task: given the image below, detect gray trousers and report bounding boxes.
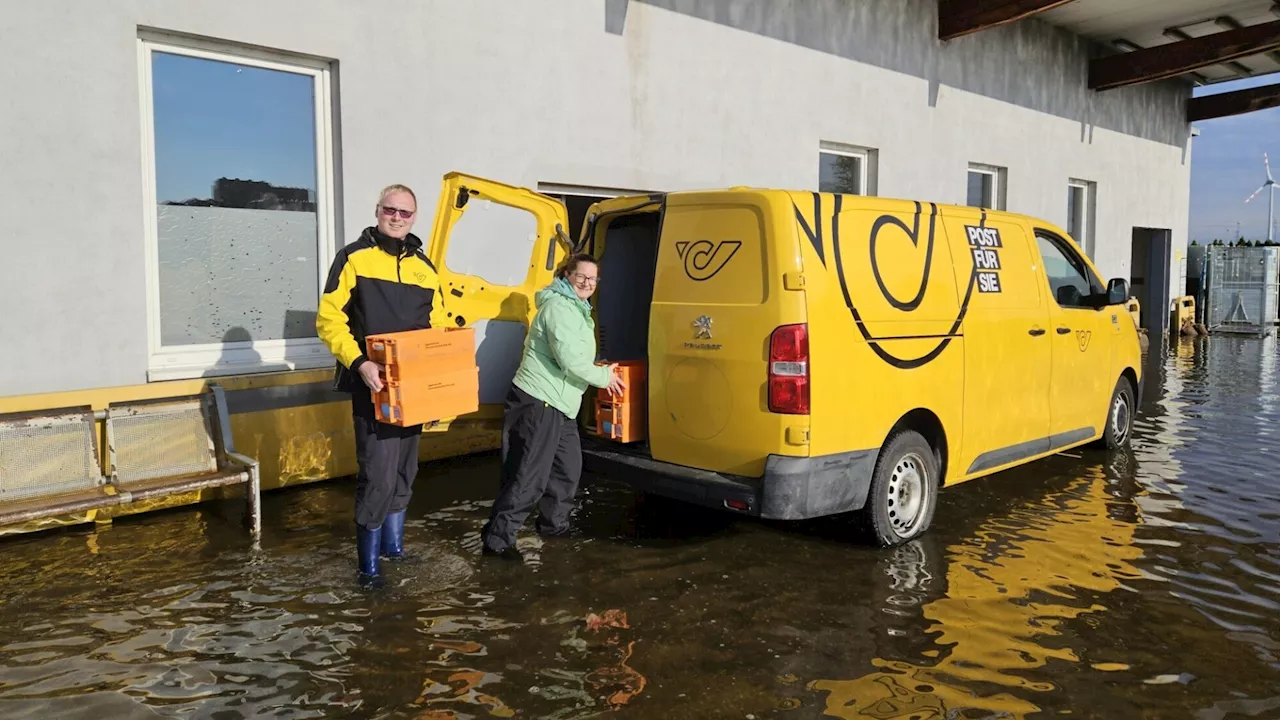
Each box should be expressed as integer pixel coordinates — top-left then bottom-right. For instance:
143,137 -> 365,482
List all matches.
481,385 -> 582,552
352,390 -> 422,530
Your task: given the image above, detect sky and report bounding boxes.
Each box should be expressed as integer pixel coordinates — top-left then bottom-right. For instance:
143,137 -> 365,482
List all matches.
152,51 -> 317,203
1189,74 -> 1280,243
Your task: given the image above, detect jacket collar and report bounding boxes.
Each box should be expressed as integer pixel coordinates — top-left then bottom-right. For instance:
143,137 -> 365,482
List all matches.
361,226 -> 423,256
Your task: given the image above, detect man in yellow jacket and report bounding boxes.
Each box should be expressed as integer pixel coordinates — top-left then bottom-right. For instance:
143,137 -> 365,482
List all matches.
316,184 -> 448,589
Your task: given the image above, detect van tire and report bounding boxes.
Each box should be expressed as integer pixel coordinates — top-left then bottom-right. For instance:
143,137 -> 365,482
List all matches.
1099,378 -> 1135,451
861,430 -> 939,547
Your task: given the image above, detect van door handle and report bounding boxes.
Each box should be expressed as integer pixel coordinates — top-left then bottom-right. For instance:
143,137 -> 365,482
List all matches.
1028,327 -> 1046,336
1056,327 -> 1071,335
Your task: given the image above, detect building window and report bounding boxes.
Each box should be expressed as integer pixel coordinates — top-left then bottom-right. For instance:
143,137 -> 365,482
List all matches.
967,164 -> 1006,210
138,33 -> 336,381
1067,179 -> 1097,259
819,143 -> 877,196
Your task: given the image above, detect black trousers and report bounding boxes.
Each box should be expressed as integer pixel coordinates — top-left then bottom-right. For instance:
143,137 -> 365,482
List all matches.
351,390 -> 423,530
481,385 -> 583,552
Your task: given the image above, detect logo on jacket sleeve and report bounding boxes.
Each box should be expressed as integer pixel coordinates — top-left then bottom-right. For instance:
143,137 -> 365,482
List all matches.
675,240 -> 741,281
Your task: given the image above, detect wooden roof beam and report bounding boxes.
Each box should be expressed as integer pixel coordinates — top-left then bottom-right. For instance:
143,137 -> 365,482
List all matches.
1188,81 -> 1280,122
938,0 -> 1078,41
1164,26 -> 1255,78
1214,15 -> 1280,68
1090,19 -> 1280,90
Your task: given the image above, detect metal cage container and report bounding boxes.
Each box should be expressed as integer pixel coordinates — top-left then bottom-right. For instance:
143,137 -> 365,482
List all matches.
1204,246 -> 1279,337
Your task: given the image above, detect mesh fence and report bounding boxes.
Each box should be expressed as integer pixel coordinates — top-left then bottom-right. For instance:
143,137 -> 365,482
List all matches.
1205,247 -> 1279,336
0,411 -> 104,502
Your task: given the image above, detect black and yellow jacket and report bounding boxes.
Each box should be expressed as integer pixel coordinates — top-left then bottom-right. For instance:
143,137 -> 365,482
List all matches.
317,227 -> 449,392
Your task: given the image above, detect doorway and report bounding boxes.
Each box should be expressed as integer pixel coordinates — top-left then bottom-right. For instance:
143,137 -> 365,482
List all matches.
538,183 -> 651,246
1130,228 -> 1173,337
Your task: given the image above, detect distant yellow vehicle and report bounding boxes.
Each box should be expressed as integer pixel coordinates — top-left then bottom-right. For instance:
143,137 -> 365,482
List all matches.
459,175 -> 1142,547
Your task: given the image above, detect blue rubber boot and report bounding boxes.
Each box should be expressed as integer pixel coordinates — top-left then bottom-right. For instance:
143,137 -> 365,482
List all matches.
357,525 -> 384,589
381,510 -> 406,562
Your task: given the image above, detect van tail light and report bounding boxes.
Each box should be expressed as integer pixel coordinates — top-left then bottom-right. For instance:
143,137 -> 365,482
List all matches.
768,324 -> 809,415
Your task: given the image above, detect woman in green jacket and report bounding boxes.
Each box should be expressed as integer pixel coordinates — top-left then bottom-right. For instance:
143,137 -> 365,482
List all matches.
480,253 -> 625,562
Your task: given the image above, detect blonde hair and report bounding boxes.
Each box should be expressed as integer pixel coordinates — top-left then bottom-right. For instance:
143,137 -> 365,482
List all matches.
378,184 -> 417,208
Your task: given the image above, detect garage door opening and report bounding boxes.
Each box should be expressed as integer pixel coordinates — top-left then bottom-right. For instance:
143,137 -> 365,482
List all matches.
1131,228 -> 1172,337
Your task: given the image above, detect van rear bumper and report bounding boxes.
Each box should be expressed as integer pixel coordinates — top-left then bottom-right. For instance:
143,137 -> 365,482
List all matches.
580,439 -> 877,521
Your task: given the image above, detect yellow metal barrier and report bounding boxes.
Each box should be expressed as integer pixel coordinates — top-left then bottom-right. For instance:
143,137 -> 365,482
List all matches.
1171,295 -> 1195,330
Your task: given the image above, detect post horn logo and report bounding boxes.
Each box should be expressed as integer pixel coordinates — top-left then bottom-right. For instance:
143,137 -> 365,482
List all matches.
1076,330 -> 1092,352
675,240 -> 741,281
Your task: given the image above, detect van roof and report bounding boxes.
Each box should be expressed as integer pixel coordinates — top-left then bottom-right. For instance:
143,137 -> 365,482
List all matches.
615,186 -> 1062,230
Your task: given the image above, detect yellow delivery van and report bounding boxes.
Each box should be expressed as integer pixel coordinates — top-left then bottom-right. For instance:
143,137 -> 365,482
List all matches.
427,174 -> 1142,547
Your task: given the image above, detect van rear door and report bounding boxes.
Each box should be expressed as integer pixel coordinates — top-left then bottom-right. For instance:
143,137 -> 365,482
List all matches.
424,172 -> 571,408
646,191 -> 807,477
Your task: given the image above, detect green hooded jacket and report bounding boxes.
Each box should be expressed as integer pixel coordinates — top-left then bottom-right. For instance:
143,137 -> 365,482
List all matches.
511,278 -> 611,418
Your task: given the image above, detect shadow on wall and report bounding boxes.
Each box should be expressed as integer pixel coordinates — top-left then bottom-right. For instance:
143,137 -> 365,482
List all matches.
610,0 -> 1190,148
213,309 -> 322,378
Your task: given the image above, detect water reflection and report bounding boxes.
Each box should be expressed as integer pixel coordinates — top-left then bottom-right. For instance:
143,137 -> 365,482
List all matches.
0,338 -> 1278,718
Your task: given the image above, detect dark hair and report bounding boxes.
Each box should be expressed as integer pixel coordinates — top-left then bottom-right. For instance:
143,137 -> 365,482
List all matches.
556,253 -> 598,280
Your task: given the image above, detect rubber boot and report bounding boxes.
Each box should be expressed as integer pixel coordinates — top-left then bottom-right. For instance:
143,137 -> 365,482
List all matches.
381,509 -> 406,562
357,525 -> 385,589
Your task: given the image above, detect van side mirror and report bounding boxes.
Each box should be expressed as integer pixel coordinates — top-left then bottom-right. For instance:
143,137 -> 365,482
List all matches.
1106,278 -> 1129,306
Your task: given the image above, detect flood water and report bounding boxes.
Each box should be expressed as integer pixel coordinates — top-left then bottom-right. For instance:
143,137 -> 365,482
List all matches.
2,338 -> 1280,719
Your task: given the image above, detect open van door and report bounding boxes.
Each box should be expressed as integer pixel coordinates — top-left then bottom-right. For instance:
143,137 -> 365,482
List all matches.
425,172 -> 572,411
577,195 -> 665,430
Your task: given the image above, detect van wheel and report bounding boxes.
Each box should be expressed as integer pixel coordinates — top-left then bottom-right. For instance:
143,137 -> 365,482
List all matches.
862,430 -> 938,547
1099,378 -> 1135,451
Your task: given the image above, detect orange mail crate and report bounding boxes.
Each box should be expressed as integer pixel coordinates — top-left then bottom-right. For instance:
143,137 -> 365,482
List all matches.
596,399 -> 645,443
366,327 -> 476,386
594,360 -> 647,442
366,327 -> 479,426
374,367 -> 480,427
607,361 -> 647,404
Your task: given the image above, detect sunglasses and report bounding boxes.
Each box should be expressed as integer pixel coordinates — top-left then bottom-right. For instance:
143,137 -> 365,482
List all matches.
379,205 -> 415,220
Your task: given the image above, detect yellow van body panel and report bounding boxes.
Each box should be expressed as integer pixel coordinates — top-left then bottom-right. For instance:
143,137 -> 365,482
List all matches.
646,190 -> 808,477
790,193 -> 964,477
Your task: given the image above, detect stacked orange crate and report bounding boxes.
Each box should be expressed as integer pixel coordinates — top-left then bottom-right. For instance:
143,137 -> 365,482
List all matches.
595,361 -> 647,443
365,328 -> 479,426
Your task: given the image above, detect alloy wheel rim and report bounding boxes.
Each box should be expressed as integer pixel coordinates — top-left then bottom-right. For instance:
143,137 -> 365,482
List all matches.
887,453 -> 928,536
1112,392 -> 1131,445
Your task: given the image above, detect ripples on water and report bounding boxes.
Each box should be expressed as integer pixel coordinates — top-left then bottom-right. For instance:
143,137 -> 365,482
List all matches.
1,337 -> 1278,719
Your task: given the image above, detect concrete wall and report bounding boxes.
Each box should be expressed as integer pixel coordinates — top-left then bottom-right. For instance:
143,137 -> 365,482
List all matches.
0,0 -> 1193,397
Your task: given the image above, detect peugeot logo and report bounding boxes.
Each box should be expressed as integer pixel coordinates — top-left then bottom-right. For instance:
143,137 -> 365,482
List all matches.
693,315 -> 713,339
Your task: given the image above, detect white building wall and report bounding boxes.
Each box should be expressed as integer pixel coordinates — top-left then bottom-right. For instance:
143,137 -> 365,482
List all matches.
0,0 -> 1193,397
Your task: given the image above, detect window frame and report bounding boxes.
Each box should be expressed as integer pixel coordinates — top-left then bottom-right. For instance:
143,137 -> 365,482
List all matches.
819,142 -> 877,196
967,163 -> 1007,211
137,31 -> 338,382
1067,179 -> 1097,259
1034,229 -> 1105,310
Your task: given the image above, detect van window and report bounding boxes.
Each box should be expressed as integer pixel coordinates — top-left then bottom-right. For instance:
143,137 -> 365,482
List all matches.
1035,232 -> 1103,309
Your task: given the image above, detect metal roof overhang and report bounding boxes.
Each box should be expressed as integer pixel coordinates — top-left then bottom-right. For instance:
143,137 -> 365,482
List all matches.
937,0 -> 1280,121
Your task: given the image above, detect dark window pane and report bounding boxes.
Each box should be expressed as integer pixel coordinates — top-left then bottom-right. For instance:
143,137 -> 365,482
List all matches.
819,152 -> 863,195
967,171 -> 993,208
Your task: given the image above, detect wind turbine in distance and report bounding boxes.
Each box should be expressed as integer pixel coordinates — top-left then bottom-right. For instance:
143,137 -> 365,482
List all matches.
1244,152 -> 1276,243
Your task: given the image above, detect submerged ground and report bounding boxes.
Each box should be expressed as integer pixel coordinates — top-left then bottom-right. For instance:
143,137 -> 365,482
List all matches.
1,337 -> 1278,719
